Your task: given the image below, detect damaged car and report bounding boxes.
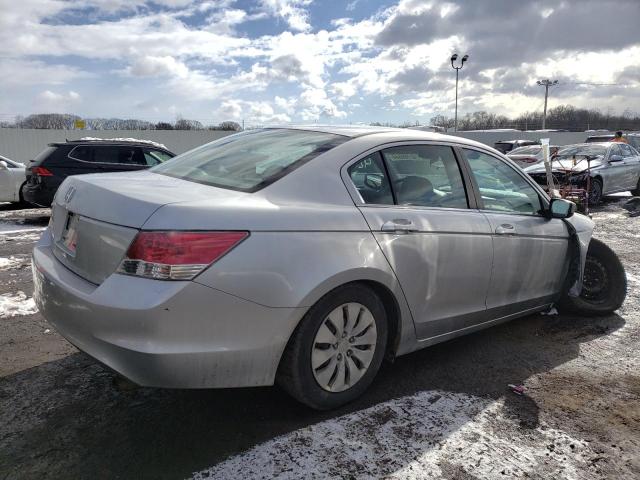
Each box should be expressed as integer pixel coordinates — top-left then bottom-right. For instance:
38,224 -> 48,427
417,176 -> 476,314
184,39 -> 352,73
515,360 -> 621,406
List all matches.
524,142 -> 640,204
33,127 -> 627,410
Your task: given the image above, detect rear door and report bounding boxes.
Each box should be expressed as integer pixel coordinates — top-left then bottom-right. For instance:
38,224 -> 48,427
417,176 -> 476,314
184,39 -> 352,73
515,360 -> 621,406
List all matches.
346,143 -> 494,340
461,148 -> 569,315
91,145 -> 147,173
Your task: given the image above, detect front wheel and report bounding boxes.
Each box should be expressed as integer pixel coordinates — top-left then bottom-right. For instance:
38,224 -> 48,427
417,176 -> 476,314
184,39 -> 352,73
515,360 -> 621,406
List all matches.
277,284 -> 388,410
559,238 -> 627,316
588,178 -> 603,205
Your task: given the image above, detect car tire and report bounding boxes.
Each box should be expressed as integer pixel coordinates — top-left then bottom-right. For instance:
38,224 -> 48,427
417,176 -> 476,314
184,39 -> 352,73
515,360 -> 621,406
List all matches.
559,238 -> 626,316
631,177 -> 640,196
588,178 -> 603,205
277,283 -> 388,410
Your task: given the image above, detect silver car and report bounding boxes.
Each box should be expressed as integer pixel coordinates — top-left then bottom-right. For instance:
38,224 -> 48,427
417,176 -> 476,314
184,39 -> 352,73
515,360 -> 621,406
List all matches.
524,142 -> 640,204
33,127 -> 627,410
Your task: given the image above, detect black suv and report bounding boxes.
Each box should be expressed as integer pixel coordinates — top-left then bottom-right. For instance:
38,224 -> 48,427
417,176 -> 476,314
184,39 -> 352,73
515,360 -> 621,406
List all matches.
22,139 -> 175,207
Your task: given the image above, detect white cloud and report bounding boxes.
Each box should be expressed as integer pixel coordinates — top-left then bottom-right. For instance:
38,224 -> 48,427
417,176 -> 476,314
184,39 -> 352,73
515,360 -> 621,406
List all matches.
126,55 -> 190,78
259,0 -> 313,32
37,90 -> 82,109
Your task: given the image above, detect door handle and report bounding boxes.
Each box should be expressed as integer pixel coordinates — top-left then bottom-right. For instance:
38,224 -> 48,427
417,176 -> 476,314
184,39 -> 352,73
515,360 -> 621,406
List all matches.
495,223 -> 516,235
381,219 -> 418,233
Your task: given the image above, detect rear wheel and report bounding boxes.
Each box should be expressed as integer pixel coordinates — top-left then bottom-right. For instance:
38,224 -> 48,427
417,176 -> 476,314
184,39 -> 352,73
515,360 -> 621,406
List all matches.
559,238 -> 626,316
588,178 -> 603,205
277,284 -> 387,410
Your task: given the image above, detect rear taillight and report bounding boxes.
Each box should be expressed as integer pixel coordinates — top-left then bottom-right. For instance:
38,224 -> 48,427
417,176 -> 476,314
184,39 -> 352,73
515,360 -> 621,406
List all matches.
31,166 -> 54,176
117,231 -> 248,280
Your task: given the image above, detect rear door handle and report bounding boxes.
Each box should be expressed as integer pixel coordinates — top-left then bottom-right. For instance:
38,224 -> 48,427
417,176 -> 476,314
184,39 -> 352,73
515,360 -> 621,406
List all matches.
495,223 -> 516,235
381,219 -> 418,233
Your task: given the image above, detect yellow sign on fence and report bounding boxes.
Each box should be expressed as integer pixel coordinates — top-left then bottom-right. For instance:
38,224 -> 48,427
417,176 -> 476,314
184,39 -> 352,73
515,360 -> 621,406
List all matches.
74,119 -> 86,129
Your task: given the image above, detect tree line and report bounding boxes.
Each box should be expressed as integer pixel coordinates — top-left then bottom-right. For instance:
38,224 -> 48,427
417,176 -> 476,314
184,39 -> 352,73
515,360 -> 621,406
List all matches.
1,113 -> 242,131
428,105 -> 640,131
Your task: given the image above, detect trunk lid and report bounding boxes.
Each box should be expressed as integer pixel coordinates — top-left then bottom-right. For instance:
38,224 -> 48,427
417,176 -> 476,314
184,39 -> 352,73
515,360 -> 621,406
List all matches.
50,171 -> 249,284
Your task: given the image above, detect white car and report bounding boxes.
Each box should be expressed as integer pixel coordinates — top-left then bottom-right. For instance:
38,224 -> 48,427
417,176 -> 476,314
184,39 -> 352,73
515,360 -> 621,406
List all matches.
0,155 -> 26,204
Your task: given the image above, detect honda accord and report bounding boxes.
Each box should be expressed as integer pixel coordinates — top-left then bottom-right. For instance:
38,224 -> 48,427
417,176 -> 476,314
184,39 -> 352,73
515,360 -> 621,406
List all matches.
33,127 -> 626,410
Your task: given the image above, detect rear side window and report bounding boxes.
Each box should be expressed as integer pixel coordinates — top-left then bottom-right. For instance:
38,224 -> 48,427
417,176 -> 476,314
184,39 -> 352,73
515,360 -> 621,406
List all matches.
92,146 -> 145,165
69,146 -> 93,161
152,129 -> 347,192
382,145 -> 468,208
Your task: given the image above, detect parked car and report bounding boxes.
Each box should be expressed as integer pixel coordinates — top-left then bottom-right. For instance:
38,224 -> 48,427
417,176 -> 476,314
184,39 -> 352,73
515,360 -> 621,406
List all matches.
586,133 -> 640,151
22,138 -> 175,207
33,127 -> 627,410
0,154 -> 27,204
524,142 -> 640,204
506,144 -> 559,168
494,139 -> 539,153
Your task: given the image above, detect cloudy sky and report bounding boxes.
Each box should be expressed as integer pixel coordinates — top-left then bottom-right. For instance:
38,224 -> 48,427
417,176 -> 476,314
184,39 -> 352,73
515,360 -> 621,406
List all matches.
1,0 -> 639,125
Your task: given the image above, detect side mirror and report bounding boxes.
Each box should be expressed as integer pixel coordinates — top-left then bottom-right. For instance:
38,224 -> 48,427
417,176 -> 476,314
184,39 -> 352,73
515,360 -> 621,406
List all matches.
549,198 -> 576,219
609,154 -> 623,163
0,161 -> 7,170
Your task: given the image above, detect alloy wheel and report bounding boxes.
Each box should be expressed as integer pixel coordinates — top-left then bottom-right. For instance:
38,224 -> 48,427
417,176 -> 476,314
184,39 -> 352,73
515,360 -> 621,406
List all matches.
311,302 -> 377,393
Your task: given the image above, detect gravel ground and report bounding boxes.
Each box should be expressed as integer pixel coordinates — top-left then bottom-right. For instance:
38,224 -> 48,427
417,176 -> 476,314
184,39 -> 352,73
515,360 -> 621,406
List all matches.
0,198 -> 638,480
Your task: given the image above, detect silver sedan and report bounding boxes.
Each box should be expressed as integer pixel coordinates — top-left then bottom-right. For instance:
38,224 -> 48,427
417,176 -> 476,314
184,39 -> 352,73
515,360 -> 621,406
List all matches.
524,142 -> 640,204
33,127 -> 627,409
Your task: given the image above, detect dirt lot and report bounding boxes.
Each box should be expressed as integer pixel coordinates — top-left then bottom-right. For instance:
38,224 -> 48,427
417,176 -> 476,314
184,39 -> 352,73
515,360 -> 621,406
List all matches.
0,199 -> 638,479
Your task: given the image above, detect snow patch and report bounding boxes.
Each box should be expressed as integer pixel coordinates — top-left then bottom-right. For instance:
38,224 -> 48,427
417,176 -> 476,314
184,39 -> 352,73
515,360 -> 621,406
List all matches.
192,391 -> 595,480
0,291 -> 38,318
0,255 -> 30,271
79,137 -> 168,150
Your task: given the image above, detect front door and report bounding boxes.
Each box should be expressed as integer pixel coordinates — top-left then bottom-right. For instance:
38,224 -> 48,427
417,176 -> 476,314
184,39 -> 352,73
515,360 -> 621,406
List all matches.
461,148 -> 570,315
348,144 -> 494,340
618,143 -> 640,190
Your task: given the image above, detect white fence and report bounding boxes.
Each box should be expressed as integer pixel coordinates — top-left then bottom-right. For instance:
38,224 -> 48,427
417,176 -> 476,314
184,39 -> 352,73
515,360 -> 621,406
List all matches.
0,129 -> 235,163
448,131 -> 596,148
0,128 -> 605,163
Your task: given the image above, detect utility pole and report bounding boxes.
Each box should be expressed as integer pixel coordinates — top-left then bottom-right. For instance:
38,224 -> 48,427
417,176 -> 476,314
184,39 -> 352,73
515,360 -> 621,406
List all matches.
450,53 -> 469,132
536,79 -> 557,130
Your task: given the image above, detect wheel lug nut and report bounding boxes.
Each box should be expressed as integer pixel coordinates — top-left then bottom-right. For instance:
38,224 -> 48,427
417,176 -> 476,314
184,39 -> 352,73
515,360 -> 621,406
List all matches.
342,332 -> 347,338
333,342 -> 338,349
347,350 -> 352,356
337,353 -> 342,361
349,337 -> 354,343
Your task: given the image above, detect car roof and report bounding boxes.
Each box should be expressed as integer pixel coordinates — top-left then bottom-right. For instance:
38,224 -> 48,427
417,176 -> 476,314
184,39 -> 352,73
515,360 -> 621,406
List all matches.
48,138 -> 171,150
267,125 -> 413,138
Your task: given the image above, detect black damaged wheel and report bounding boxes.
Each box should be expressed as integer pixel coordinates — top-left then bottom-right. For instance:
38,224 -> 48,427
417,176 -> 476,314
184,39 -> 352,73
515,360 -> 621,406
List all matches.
560,238 -> 627,316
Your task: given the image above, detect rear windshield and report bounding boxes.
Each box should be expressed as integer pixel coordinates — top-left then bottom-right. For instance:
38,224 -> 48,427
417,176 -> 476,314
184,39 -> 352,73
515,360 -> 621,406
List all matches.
32,146 -> 58,164
152,129 -> 347,192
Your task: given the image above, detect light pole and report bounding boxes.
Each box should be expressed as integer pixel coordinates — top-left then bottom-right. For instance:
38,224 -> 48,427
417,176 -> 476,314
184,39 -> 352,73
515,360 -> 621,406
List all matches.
536,79 -> 557,130
450,53 -> 469,132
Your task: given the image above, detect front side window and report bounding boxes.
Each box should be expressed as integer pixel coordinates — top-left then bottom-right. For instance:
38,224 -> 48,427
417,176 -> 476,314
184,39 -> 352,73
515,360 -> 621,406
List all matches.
464,148 -> 542,215
143,149 -> 173,166
381,145 -> 468,208
619,144 -> 633,157
153,129 -> 346,192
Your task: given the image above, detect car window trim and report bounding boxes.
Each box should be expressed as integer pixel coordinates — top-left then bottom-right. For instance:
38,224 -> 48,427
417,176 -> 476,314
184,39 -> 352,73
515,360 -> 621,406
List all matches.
68,145 -> 161,166
457,146 -> 550,218
341,140 -> 477,210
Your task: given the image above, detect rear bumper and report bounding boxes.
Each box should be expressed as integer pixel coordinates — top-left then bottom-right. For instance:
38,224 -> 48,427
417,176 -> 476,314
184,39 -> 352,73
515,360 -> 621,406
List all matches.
33,228 -> 304,388
22,181 -> 56,207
